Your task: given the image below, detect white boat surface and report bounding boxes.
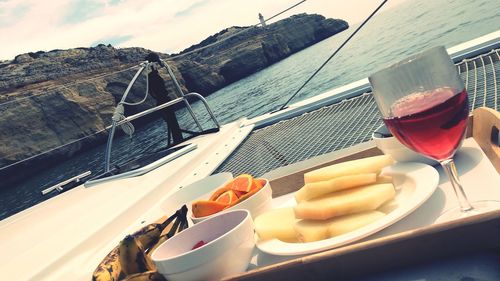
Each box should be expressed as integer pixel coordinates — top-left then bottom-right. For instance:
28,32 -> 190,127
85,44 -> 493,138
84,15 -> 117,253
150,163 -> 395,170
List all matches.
0,28 -> 499,281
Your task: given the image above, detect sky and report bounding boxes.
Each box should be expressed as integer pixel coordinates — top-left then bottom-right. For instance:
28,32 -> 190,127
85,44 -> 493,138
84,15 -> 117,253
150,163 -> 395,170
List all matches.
0,0 -> 409,61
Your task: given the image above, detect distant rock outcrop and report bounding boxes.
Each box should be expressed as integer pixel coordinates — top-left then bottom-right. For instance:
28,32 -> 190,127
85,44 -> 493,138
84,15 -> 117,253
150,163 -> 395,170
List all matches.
178,14 -> 348,89
0,13 -> 348,183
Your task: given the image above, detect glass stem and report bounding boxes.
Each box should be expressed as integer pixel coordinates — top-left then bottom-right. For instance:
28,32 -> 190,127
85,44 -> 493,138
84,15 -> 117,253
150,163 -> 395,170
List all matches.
440,159 -> 473,212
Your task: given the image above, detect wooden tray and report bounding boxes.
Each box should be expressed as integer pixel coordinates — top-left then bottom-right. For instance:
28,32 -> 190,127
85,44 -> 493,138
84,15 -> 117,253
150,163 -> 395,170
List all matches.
228,210 -> 500,281
224,107 -> 500,280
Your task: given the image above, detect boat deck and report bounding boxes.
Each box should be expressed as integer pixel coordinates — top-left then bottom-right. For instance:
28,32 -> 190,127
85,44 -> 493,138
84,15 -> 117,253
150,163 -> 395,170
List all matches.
215,48 -> 500,177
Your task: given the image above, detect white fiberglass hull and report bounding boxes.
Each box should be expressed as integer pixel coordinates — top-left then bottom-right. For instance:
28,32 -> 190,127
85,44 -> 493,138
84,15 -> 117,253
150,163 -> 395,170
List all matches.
0,121 -> 253,281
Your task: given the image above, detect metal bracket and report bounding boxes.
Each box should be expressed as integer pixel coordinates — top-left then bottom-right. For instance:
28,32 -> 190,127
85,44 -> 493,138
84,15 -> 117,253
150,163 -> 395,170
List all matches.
41,171 -> 92,195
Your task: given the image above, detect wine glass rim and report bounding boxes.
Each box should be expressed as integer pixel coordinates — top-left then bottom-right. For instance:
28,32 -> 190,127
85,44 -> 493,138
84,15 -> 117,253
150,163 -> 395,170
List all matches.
369,46 -> 447,79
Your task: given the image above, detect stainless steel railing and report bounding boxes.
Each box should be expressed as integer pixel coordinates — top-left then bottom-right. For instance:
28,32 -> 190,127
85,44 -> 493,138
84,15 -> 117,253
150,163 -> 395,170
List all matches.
103,60 -> 220,173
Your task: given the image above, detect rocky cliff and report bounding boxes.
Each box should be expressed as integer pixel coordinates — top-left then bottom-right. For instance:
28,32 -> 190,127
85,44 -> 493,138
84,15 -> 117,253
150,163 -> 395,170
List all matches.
0,13 -> 348,182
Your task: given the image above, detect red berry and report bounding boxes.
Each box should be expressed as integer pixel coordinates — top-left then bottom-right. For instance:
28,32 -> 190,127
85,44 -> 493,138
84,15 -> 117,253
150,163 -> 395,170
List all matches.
191,240 -> 206,250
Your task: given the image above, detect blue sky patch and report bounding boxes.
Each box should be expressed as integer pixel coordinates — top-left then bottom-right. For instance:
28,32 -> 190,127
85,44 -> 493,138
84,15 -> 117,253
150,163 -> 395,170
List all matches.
0,3 -> 29,26
91,35 -> 133,47
61,0 -> 104,25
175,0 -> 211,17
108,0 -> 122,6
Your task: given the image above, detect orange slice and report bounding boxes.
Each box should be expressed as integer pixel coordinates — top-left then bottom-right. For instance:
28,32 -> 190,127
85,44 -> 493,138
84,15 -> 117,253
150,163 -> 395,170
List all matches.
225,183 -> 265,209
192,200 -> 228,218
255,178 -> 266,188
230,174 -> 257,193
233,190 -> 246,198
208,184 -> 232,201
215,190 -> 238,205
236,183 -> 264,202
231,177 -> 263,198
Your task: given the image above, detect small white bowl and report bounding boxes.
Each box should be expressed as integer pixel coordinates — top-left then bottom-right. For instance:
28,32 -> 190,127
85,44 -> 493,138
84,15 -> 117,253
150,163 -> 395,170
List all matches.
191,178 -> 273,224
372,124 -> 437,165
151,209 -> 255,281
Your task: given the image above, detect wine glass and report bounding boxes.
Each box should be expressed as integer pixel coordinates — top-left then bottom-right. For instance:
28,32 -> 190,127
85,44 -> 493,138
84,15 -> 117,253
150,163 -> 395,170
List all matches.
368,46 -> 500,222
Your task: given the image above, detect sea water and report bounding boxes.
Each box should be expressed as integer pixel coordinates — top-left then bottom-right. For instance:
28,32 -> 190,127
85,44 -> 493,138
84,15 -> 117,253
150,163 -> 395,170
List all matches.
1,0 -> 499,220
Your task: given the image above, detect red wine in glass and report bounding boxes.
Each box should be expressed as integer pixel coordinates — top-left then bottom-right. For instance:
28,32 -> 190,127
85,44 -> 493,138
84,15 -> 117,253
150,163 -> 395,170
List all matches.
369,46 -> 500,222
383,87 -> 469,161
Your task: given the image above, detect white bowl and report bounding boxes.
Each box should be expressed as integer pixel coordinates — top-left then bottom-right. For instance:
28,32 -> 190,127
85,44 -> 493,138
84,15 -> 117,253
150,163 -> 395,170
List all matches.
191,178 -> 273,224
372,124 -> 437,165
151,209 -> 255,281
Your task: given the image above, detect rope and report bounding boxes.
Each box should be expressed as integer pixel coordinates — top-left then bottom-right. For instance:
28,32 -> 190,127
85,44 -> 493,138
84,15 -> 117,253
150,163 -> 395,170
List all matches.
277,0 -> 389,111
114,63 -> 157,137
121,64 -> 151,106
112,104 -> 135,137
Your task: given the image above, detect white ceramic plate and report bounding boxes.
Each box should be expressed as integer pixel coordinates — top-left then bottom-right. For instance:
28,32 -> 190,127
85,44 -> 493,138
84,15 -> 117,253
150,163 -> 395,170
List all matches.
256,162 -> 439,256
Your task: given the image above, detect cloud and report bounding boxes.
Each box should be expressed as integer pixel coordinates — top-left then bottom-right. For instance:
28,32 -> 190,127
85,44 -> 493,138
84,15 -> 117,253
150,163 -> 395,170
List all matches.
0,0 -> 410,60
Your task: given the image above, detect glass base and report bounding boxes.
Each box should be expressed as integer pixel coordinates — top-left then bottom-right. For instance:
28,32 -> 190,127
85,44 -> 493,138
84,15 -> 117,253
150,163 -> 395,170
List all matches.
435,200 -> 500,223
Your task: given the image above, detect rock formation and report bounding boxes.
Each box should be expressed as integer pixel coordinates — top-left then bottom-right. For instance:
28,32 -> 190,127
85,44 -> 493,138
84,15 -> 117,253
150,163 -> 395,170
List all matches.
0,13 -> 348,184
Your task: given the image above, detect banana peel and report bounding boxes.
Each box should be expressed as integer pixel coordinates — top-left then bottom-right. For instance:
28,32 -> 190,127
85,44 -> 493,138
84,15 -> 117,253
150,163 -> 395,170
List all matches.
92,246 -> 124,281
92,205 -> 188,281
119,235 -> 156,275
122,271 -> 166,281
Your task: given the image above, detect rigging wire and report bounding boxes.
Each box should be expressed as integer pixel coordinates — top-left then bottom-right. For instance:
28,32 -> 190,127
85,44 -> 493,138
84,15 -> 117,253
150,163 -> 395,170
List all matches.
265,0 -> 306,22
165,0 -> 307,61
0,64 -> 140,107
277,0 -> 389,111
0,0 -> 310,171
0,127 -> 110,172
0,0 -> 307,108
